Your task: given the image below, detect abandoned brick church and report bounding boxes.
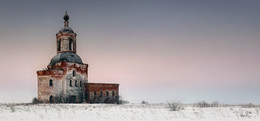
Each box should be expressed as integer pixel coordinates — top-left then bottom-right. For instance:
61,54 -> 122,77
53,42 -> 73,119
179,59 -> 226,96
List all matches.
37,12 -> 119,103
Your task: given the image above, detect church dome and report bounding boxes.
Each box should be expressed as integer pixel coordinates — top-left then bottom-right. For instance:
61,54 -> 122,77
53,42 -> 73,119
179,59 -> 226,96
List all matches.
58,11 -> 74,33
49,52 -> 83,66
59,26 -> 74,33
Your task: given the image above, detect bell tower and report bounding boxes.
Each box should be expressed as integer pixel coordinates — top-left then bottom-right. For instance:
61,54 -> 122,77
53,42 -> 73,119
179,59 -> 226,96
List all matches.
56,11 -> 77,54
37,12 -> 119,103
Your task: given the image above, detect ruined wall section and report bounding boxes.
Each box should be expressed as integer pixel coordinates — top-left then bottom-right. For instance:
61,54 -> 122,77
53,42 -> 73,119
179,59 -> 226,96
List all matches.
85,83 -> 119,103
37,69 -> 64,103
37,61 -> 88,103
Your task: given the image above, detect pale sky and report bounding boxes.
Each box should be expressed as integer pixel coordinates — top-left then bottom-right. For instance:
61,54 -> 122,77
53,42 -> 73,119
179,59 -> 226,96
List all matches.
0,0 -> 260,104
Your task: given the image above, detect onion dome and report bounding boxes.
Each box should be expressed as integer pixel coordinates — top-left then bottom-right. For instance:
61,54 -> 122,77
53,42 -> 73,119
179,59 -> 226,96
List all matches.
58,11 -> 74,33
49,52 -> 83,66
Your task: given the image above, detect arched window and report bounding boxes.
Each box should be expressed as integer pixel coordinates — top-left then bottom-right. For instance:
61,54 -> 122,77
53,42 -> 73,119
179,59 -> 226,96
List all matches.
69,38 -> 73,51
75,80 -> 78,87
58,39 -> 61,51
72,70 -> 76,77
106,91 -> 109,96
49,95 -> 53,103
49,79 -> 53,87
112,91 -> 115,97
100,91 -> 103,97
70,80 -> 72,87
80,81 -> 82,87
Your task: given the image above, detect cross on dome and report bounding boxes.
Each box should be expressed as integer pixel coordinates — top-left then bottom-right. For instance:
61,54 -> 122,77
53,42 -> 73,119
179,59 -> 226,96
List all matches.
64,11 -> 69,26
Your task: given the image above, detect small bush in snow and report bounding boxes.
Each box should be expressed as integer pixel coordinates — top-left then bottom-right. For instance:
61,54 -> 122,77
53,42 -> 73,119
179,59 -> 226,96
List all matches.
211,101 -> 220,107
10,106 -> 15,112
141,101 -> 148,104
116,96 -> 129,104
6,104 -> 16,113
168,101 -> 183,111
196,101 -> 210,107
32,97 -> 40,104
242,103 -> 255,108
195,101 -> 221,107
256,108 -> 260,116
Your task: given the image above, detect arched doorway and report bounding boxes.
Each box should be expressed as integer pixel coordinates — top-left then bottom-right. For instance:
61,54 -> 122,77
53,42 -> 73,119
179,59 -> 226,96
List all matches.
49,95 -> 54,103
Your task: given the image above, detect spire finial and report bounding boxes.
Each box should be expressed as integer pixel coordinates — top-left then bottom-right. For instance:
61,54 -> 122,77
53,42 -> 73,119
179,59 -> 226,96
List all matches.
63,11 -> 69,26
64,11 -> 69,21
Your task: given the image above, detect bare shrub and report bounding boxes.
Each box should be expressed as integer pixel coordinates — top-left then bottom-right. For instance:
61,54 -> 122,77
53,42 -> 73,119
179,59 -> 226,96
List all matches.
10,106 -> 15,112
256,108 -> 260,116
196,101 -> 210,107
141,100 -> 148,104
6,104 -> 16,113
116,96 -> 129,104
195,101 -> 220,107
211,101 -> 220,107
32,97 -> 40,104
168,101 -> 183,111
242,103 -> 256,108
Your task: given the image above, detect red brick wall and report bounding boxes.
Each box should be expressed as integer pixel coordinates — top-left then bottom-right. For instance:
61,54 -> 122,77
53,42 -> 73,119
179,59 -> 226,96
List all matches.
84,83 -> 119,103
37,61 -> 88,103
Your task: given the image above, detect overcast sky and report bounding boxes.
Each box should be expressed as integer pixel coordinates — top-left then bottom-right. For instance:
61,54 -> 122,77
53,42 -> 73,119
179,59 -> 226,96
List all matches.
0,0 -> 260,104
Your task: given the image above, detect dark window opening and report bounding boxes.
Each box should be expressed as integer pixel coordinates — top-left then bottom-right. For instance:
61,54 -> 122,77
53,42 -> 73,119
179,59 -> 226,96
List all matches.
100,91 -> 103,97
49,79 -> 53,87
106,91 -> 109,96
94,91 -> 97,96
72,70 -> 76,77
112,91 -> 115,97
49,95 -> 53,103
69,39 -> 73,51
58,39 -> 61,51
75,80 -> 78,87
70,80 -> 72,87
80,81 -> 82,87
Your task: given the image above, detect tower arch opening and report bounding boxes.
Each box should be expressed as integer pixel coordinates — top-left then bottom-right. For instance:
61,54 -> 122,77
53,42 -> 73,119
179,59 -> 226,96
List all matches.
69,38 -> 73,51
58,39 -> 61,51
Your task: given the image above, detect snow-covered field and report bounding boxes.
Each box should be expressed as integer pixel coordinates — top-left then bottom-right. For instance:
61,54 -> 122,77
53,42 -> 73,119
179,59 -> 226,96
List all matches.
0,103 -> 259,121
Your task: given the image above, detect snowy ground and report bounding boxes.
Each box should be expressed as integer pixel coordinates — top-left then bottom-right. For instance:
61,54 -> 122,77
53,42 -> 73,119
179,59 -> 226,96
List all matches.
0,103 -> 259,121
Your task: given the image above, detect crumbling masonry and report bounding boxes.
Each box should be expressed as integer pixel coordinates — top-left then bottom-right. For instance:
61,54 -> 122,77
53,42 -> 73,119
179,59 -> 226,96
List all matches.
37,12 -> 119,103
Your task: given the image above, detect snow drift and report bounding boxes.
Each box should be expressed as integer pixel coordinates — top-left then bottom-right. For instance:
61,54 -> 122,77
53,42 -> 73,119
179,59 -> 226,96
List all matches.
0,103 -> 259,121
